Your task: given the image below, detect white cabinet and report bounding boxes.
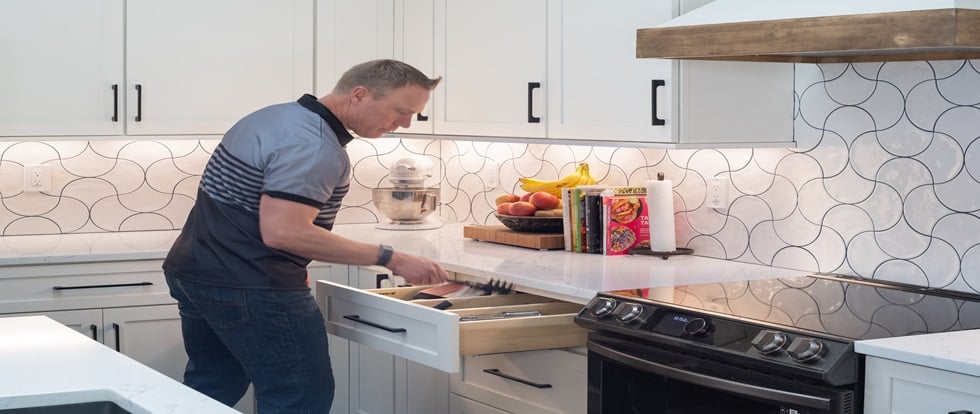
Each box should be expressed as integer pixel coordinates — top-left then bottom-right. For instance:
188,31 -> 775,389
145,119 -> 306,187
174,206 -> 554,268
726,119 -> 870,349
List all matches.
450,393 -> 509,414
864,356 -> 980,414
315,0 -> 394,95
0,0 -> 313,138
337,266 -> 449,414
0,260 -> 264,414
433,0 -> 548,138
126,0 -> 314,135
0,0 -> 124,137
450,348 -> 587,414
423,0 -> 792,146
394,0 -> 437,134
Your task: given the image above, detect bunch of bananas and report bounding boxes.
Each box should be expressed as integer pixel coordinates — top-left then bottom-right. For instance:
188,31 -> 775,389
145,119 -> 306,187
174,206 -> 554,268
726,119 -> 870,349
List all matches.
518,162 -> 597,197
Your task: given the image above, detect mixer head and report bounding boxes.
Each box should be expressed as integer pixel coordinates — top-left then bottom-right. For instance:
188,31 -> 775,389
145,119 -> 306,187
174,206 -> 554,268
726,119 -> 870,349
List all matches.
388,156 -> 433,187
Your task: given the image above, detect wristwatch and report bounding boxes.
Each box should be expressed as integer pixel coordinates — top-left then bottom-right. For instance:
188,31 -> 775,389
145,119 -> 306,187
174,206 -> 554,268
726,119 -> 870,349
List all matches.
375,244 -> 394,267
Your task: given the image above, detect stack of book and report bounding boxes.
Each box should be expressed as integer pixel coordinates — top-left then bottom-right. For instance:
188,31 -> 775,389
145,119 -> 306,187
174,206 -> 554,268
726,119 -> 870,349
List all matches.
561,186 -> 650,255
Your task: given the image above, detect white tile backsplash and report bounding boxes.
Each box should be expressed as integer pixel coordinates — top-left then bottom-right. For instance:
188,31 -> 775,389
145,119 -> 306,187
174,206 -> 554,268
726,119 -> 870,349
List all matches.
2,60 -> 979,293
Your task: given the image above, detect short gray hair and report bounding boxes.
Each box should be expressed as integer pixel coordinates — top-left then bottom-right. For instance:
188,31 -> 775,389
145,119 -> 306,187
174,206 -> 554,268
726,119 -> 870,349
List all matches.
333,59 -> 441,97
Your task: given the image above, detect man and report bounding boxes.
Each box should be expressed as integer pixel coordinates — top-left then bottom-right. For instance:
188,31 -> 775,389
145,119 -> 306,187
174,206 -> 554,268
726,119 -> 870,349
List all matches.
163,59 -> 448,413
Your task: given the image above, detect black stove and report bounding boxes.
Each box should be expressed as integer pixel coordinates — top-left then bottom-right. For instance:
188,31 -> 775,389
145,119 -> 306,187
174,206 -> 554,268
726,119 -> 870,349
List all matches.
574,273 -> 980,414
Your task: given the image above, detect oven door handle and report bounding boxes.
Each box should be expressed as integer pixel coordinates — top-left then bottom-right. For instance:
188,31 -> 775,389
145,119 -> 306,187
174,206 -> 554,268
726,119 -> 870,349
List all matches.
589,340 -> 832,411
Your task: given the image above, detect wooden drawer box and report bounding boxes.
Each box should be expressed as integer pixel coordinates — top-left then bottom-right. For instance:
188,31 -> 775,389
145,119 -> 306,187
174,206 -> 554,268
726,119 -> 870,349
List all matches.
315,280 -> 586,373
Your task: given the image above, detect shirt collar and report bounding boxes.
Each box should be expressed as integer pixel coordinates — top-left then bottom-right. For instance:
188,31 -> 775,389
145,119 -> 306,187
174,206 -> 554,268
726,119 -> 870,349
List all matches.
297,94 -> 355,147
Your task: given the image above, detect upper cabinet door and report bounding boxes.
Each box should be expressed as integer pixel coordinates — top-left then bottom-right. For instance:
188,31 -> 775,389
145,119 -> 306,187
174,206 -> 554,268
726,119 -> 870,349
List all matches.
0,0 -> 124,137
394,0 -> 436,134
434,0 -> 548,138
546,0 -> 673,143
315,0 -> 394,95
126,0 -> 314,136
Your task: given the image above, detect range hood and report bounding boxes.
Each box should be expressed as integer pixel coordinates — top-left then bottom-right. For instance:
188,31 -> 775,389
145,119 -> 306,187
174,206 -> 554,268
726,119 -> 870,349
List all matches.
637,0 -> 980,63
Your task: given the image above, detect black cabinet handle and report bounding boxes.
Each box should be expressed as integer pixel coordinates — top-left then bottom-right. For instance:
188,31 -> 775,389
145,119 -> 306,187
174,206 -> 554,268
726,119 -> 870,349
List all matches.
376,273 -> 390,289
527,82 -> 541,123
482,368 -> 552,389
949,411 -> 973,414
53,281 -> 153,290
89,324 -> 98,341
112,322 -> 121,352
416,113 -> 428,122
651,79 -> 665,126
111,84 -> 119,122
135,84 -> 143,122
343,314 -> 407,333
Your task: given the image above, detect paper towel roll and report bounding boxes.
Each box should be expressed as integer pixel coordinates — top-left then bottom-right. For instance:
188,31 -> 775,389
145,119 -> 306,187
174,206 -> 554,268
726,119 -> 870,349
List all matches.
646,179 -> 676,252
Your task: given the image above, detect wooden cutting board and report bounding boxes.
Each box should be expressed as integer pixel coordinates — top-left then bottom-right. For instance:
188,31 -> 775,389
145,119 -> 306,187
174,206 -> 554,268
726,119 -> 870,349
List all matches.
463,225 -> 565,250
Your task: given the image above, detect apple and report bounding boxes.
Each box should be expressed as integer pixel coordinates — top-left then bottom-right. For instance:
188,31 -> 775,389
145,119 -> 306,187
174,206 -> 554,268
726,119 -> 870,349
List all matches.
520,193 -> 533,202
494,193 -> 520,206
496,202 -> 514,215
508,201 -> 537,216
528,191 -> 560,210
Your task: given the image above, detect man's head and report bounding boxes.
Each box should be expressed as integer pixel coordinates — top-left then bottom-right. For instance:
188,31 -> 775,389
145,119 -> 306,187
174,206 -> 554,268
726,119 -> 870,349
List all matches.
327,59 -> 442,138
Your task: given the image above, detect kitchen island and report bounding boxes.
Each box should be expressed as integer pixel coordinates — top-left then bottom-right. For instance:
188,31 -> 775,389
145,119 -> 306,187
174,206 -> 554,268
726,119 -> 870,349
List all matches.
0,315 -> 237,413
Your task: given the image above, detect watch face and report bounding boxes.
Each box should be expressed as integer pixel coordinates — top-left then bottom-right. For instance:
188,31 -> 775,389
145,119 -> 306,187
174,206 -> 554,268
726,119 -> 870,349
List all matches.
376,245 -> 394,266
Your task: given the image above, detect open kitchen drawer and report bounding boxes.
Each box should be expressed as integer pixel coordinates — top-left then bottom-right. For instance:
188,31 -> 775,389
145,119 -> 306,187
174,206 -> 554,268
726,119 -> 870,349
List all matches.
315,280 -> 586,373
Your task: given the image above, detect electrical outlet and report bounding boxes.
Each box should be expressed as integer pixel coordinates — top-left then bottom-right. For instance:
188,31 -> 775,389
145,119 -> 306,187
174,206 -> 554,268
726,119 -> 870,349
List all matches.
24,164 -> 52,192
707,177 -> 729,208
484,161 -> 499,191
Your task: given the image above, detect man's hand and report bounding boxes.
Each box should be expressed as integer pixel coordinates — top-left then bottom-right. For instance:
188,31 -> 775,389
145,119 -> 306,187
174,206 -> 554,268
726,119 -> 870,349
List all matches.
386,251 -> 449,285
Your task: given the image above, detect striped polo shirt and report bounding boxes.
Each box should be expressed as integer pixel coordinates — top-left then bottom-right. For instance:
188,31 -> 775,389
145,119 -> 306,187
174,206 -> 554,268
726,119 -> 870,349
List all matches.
163,95 -> 354,289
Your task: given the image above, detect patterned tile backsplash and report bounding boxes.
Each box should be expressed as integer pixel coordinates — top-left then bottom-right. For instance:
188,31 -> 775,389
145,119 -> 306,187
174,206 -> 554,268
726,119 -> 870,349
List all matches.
2,60 -> 979,293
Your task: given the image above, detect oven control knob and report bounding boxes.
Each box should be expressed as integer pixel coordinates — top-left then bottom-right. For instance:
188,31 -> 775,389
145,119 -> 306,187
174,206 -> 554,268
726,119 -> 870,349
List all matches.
613,302 -> 644,323
682,318 -> 711,336
787,337 -> 826,362
586,297 -> 618,318
751,330 -> 789,355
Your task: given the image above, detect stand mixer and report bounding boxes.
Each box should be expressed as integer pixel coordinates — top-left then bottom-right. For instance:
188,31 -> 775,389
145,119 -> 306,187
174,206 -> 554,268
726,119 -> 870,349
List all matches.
372,156 -> 443,230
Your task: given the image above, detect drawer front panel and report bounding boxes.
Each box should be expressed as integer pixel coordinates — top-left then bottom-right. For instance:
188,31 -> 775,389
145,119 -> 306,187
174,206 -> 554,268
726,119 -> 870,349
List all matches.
322,281 -> 461,372
453,349 -> 587,414
0,262 -> 170,313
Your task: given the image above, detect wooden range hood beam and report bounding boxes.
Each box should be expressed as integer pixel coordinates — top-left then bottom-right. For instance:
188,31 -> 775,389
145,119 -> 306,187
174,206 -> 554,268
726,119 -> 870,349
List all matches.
637,8 -> 980,63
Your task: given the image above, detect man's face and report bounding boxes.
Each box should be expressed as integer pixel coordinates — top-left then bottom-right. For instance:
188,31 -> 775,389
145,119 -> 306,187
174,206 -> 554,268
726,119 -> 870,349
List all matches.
348,84 -> 430,138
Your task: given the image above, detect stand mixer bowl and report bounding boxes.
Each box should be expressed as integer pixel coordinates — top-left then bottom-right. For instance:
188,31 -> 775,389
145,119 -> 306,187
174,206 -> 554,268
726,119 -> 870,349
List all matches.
372,187 -> 439,224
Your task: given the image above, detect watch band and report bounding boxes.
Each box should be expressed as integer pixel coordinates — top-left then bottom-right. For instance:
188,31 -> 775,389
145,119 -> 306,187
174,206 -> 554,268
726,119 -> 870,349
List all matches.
375,244 -> 394,267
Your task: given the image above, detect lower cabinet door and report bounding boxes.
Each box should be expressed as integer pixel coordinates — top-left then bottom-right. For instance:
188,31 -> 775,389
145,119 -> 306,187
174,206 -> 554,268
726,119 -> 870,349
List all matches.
450,393 -> 509,414
12,309 -> 102,341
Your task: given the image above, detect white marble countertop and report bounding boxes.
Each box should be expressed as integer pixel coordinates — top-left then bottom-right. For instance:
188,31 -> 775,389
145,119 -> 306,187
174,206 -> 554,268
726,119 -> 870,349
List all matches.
0,315 -> 236,413
0,223 -> 809,303
855,330 -> 980,378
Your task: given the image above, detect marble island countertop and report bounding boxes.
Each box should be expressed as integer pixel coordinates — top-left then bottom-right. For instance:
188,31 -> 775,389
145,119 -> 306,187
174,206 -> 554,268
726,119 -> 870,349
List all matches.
0,315 -> 236,413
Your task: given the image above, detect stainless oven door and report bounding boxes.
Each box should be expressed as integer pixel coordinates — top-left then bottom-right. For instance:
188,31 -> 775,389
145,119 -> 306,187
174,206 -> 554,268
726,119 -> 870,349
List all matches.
586,334 -> 858,414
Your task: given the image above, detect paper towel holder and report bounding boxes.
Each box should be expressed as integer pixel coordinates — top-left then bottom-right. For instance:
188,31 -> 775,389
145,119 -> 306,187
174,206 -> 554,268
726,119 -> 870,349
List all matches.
629,246 -> 694,260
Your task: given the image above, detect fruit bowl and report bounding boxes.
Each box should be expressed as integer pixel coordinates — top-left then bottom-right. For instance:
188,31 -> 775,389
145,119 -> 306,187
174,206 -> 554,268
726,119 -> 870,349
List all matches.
495,214 -> 564,233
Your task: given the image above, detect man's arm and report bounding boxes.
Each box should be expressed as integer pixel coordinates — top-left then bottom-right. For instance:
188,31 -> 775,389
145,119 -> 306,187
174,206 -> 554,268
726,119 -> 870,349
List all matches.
259,194 -> 448,285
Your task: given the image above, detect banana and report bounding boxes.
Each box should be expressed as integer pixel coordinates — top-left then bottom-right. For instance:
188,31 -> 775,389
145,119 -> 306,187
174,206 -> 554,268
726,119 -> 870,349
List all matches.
518,162 -> 598,196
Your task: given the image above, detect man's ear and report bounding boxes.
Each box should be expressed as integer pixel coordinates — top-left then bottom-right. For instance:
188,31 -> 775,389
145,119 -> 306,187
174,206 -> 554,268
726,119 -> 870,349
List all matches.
351,85 -> 370,103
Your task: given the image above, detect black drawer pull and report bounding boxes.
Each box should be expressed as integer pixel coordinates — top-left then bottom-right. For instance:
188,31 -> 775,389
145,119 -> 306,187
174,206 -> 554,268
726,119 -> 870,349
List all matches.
651,79 -> 666,126
112,322 -> 121,352
949,411 -> 973,414
343,314 -> 407,333
53,281 -> 153,290
135,84 -> 143,122
89,324 -> 98,341
527,82 -> 541,123
111,84 -> 119,122
482,368 -> 552,389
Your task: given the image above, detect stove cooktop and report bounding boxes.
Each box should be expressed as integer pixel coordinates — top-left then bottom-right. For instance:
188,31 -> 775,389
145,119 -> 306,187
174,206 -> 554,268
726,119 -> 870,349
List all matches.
601,273 -> 980,341
575,273 -> 980,386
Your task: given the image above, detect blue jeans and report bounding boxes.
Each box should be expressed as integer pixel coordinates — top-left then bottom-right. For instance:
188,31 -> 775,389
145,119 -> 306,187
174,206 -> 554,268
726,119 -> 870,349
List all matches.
166,274 -> 334,413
